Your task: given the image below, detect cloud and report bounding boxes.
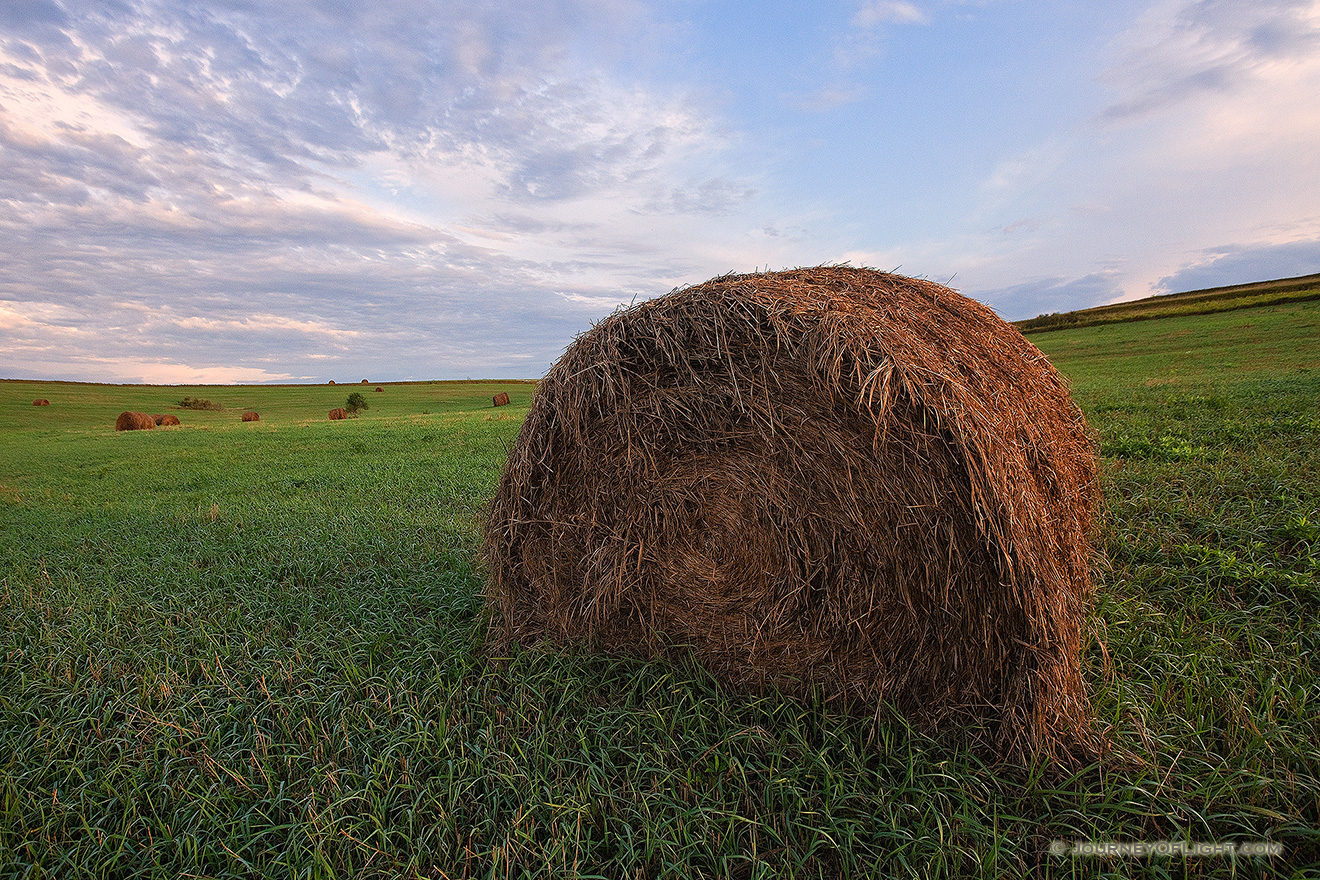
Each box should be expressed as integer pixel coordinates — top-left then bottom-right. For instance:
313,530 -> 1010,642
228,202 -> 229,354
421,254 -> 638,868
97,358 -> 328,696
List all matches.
1100,0 -> 1320,123
978,272 -> 1127,321
936,0 -> 1320,318
852,1 -> 930,27
1153,238 -> 1320,293
0,0 -> 785,383
100,361 -> 304,385
0,0 -> 69,34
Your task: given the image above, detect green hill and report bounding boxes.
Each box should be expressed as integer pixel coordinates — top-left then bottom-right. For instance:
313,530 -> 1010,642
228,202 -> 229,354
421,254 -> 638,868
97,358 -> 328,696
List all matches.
1013,271 -> 1320,333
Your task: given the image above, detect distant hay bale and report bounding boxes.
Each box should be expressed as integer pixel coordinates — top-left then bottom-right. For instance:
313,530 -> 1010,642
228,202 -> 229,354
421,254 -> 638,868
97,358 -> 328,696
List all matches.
241,411 -> 260,422
493,392 -> 511,407
329,380 -> 336,385
362,379 -> 369,384
375,387 -> 384,392
483,266 -> 1100,762
328,407 -> 348,420
32,399 -> 50,406
115,411 -> 156,431
153,414 -> 181,426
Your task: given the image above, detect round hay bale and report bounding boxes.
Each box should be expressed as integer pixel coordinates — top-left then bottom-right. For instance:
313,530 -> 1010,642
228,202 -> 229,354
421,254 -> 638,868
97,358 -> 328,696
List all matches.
483,266 -> 1099,761
241,411 -> 260,422
33,399 -> 50,406
375,386 -> 384,392
328,407 -> 348,420
115,411 -> 156,431
361,378 -> 369,384
493,391 -> 511,407
153,414 -> 181,426
329,380 -> 336,385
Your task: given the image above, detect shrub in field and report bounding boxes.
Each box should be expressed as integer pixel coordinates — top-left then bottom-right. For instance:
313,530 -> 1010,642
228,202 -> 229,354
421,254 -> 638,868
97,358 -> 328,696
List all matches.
345,392 -> 368,415
178,396 -> 222,411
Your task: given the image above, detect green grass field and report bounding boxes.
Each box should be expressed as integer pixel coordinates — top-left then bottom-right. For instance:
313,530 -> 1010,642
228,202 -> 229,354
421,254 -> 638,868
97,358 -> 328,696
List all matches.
2,302 -> 1318,878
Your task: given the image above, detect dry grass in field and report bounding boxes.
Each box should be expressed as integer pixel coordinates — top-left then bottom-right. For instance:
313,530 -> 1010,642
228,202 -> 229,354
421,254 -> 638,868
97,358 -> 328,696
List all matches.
115,412 -> 156,432
483,265 -> 1100,762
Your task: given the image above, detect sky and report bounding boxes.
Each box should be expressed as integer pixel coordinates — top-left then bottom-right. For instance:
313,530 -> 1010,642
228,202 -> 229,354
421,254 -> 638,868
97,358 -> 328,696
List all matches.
2,0 -> 1318,384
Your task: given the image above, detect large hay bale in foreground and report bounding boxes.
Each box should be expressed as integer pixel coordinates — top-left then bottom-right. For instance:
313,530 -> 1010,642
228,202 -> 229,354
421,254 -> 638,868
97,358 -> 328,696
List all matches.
328,407 -> 348,420
153,414 -> 181,426
483,266 -> 1099,761
241,411 -> 260,422
115,411 -> 156,431
33,399 -> 50,406
493,392 -> 511,407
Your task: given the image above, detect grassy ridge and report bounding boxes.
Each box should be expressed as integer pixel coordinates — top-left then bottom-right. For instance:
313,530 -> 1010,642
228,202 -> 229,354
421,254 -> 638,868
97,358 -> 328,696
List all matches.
1,306 -> 1318,878
1014,272 -> 1320,333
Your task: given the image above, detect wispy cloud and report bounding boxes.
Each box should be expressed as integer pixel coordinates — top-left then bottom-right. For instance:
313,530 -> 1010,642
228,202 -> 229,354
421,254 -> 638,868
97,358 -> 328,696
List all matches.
1154,238 -> 1320,293
1,1 -> 1316,378
1100,0 -> 1320,123
0,0 -> 781,382
852,1 -> 931,28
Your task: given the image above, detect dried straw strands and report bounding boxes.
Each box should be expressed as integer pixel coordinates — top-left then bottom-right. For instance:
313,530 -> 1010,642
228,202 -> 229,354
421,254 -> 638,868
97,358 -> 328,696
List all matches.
115,411 -> 156,431
483,266 -> 1100,761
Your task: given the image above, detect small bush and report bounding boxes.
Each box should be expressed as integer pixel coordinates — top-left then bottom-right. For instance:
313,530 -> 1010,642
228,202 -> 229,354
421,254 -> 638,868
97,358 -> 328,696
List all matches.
345,392 -> 369,415
178,396 -> 223,411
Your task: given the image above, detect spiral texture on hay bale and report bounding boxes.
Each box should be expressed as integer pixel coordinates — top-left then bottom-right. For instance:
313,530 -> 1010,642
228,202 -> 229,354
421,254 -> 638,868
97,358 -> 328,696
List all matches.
493,392 -> 511,407
483,266 -> 1099,761
153,414 -> 181,426
241,411 -> 260,422
115,411 -> 156,431
33,399 -> 50,406
328,408 -> 348,420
